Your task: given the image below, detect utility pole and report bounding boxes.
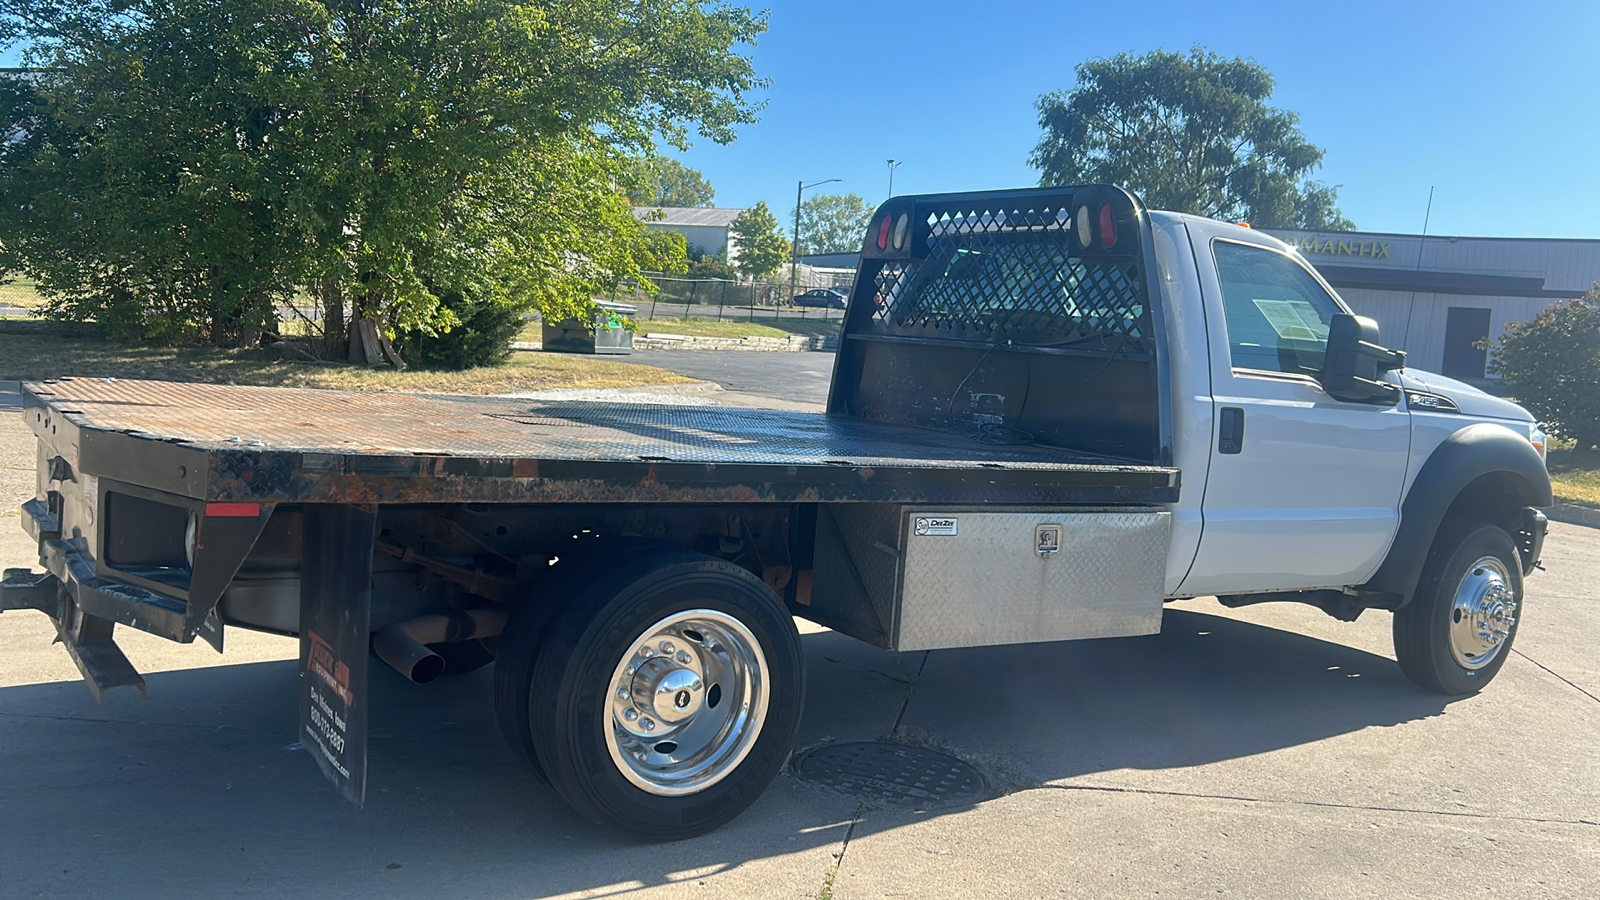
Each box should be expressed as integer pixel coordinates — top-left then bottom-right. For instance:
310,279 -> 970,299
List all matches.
791,178 -> 841,303
887,159 -> 902,199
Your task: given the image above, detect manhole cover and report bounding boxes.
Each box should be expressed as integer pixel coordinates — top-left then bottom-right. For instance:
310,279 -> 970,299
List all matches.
792,741 -> 989,806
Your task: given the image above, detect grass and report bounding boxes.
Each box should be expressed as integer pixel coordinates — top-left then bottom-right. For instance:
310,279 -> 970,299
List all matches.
1547,445 -> 1600,507
0,333 -> 696,395
0,278 -> 47,310
520,313 -> 840,343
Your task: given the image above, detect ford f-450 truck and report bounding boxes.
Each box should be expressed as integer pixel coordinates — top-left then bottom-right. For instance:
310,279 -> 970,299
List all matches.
1,185 -> 1551,840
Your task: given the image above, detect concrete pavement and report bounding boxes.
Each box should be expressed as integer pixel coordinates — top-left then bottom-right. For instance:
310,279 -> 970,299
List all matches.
0,382 -> 1596,899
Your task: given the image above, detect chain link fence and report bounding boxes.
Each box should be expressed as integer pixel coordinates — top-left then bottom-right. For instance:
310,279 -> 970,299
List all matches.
0,279 -> 45,315
615,268 -> 857,325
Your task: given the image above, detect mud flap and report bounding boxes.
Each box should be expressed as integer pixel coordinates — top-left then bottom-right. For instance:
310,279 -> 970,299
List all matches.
298,504 -> 376,807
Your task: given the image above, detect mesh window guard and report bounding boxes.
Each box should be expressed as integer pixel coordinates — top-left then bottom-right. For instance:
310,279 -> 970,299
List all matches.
866,203 -> 1148,351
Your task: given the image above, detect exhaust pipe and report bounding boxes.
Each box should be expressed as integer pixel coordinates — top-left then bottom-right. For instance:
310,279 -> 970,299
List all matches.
373,608 -> 508,684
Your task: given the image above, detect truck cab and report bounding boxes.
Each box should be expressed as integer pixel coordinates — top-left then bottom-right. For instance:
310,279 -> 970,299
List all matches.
833,186 -> 1549,691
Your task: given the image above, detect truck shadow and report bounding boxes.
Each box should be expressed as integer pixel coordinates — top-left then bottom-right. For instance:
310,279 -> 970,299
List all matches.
0,606 -> 1450,899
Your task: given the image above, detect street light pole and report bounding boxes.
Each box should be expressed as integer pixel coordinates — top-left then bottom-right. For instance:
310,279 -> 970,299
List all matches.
790,178 -> 842,304
887,159 -> 901,199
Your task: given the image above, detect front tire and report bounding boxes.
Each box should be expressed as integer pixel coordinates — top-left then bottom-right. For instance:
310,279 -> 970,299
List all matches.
1393,522 -> 1524,695
512,550 -> 804,840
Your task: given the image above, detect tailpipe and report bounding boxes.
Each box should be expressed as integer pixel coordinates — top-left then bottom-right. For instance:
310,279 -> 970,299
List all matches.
373,608 -> 508,684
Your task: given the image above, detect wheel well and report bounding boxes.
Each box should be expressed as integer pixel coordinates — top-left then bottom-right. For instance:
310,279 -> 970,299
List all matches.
1438,471 -> 1534,538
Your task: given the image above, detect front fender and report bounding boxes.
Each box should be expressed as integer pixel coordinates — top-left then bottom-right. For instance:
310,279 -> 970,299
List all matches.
1362,423 -> 1551,606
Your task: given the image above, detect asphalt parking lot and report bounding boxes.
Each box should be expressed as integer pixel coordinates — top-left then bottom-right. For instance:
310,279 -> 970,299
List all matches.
613,348 -> 835,410
0,379 -> 1596,899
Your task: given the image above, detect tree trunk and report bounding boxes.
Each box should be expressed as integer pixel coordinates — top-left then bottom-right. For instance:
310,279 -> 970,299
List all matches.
319,277 -> 346,357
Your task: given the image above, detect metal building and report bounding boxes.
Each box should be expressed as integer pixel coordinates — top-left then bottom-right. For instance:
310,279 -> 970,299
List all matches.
633,207 -> 746,266
1267,229 -> 1600,382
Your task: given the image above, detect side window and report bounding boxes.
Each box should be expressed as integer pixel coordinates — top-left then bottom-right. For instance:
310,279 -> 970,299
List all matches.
1212,240 -> 1343,375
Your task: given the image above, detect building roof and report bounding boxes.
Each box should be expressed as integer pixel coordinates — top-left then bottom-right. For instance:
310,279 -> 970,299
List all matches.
798,252 -> 863,269
633,207 -> 746,228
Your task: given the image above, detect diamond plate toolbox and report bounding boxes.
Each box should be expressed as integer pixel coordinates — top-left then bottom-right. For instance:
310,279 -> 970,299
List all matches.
895,507 -> 1169,651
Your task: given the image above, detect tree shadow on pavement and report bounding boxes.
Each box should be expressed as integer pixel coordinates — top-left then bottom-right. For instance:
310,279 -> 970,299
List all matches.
0,606 -> 1449,899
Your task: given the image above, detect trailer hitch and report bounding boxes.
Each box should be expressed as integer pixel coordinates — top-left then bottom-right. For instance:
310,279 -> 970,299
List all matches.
1,568 -> 60,616
2,567 -> 146,701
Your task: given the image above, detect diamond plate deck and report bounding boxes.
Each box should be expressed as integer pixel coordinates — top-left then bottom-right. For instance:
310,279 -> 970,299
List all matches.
23,379 -> 1179,505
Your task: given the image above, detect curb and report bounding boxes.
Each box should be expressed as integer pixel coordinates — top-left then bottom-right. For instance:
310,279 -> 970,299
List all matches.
1547,502 -> 1600,530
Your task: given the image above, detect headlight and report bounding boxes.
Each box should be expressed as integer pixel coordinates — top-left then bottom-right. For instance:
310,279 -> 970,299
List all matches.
1528,425 -> 1547,463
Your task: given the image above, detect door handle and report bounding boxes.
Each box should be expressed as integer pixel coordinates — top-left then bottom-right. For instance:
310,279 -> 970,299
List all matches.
1218,407 -> 1244,454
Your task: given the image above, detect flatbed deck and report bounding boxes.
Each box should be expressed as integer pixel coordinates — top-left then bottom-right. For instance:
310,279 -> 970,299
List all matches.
23,379 -> 1179,505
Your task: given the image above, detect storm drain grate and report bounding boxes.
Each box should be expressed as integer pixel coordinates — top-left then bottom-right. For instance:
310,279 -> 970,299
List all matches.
792,741 -> 989,806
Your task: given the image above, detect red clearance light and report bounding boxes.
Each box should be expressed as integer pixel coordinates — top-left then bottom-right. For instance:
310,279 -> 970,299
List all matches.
205,502 -> 261,518
1098,204 -> 1117,249
876,214 -> 892,250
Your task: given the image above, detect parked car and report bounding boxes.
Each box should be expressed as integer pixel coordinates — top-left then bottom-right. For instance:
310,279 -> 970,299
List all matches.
792,287 -> 847,309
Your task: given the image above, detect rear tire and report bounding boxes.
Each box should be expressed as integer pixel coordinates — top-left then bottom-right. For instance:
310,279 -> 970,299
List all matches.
514,550 -> 803,840
1393,522 -> 1524,695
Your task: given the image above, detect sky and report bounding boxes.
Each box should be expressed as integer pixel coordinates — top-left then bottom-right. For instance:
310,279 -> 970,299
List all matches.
669,0 -> 1600,239
4,1 -> 1597,239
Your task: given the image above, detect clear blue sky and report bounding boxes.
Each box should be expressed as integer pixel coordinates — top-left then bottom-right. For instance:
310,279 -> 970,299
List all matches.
675,0 -> 1600,239
5,1 -> 1596,238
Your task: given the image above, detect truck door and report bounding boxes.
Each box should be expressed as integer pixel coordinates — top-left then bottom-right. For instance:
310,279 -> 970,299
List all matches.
1178,231 -> 1409,597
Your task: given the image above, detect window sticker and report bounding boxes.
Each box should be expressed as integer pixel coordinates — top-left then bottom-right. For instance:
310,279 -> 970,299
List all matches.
1250,298 -> 1327,341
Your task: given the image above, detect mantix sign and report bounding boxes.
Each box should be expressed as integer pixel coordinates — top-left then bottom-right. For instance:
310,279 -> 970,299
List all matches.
1289,236 -> 1393,259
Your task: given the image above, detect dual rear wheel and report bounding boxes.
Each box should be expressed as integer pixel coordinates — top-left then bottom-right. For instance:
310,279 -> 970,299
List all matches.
494,550 -> 804,840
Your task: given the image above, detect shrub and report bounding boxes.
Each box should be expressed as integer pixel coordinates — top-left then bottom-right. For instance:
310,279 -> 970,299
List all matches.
1488,287 -> 1600,449
391,289 -> 523,370
686,258 -> 737,281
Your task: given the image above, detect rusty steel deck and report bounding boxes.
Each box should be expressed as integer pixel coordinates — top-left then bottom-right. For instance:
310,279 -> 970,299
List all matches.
22,379 -> 1179,505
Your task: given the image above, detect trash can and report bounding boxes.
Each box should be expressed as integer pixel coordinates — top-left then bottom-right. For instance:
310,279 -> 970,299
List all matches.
541,300 -> 636,355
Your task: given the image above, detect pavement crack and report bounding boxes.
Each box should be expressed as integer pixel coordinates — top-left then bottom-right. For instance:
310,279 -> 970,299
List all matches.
820,655 -> 917,685
1037,783 -> 1596,827
887,651 -> 929,737
817,803 -> 863,900
1513,648 -> 1600,704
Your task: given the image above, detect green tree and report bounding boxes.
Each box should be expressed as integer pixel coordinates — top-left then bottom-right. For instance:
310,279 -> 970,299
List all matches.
0,0 -> 765,363
1488,288 -> 1600,449
627,157 -> 716,207
728,201 -> 786,280
794,192 -> 874,255
1030,47 -> 1353,230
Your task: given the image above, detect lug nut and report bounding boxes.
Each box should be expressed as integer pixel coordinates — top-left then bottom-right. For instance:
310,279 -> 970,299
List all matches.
660,641 -> 675,654
640,646 -> 654,658
623,708 -> 638,721
616,687 -> 629,700
641,717 -> 655,731
677,651 -> 691,664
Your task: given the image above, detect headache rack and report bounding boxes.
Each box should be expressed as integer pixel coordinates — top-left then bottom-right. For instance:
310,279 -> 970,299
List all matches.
829,185 -> 1172,465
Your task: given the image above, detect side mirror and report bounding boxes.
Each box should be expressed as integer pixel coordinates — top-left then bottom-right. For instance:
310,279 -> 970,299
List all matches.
1320,314 -> 1405,405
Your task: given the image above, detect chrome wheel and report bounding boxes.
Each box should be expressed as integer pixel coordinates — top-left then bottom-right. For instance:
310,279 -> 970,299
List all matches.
605,609 -> 769,796
1448,555 -> 1518,670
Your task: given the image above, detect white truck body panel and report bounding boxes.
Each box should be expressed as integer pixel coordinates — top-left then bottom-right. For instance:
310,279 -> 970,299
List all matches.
1148,213 -> 1542,600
